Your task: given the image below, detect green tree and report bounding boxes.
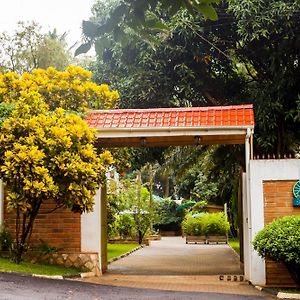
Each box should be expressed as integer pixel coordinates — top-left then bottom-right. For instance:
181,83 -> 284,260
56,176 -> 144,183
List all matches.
108,176 -> 151,244
228,0 -> 300,154
0,22 -> 71,73
76,0 -> 220,56
153,198 -> 184,232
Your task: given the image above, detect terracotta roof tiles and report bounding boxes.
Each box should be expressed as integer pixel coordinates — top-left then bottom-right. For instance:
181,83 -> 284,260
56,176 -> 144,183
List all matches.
86,104 -> 254,129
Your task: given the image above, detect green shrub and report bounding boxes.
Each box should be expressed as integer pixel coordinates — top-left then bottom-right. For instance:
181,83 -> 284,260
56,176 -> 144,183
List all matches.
115,213 -> 135,239
202,212 -> 230,235
182,216 -> 204,236
0,225 -> 13,251
253,215 -> 300,285
182,212 -> 230,236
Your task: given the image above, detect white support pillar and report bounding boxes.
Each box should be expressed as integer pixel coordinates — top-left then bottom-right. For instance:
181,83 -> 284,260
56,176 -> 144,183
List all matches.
243,128 -> 252,282
81,188 -> 101,274
0,179 -> 4,226
242,173 -> 250,280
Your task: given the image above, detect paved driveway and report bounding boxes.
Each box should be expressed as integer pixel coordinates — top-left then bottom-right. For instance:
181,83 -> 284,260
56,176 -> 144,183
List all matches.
82,237 -> 270,298
108,236 -> 243,275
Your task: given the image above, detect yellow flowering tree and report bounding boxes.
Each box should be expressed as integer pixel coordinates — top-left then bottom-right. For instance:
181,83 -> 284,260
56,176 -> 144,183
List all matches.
0,65 -> 119,112
0,92 -> 114,262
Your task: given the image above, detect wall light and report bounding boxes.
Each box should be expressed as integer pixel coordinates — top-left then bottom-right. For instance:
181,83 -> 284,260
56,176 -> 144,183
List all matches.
140,137 -> 147,147
194,136 -> 201,146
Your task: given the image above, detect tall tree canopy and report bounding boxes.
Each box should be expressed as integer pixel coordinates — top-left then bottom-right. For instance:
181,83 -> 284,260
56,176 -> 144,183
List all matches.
0,22 -> 72,74
90,0 -> 300,154
87,0 -> 300,218
76,0 -> 221,56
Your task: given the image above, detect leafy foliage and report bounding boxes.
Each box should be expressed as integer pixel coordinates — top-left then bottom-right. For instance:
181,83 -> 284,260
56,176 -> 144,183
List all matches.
107,178 -> 151,243
0,225 -> 13,251
253,215 -> 300,284
0,66 -> 119,112
182,212 -> 229,236
114,214 -> 136,239
77,0 -> 221,56
0,103 -> 14,127
228,0 -> 300,154
153,198 -> 184,231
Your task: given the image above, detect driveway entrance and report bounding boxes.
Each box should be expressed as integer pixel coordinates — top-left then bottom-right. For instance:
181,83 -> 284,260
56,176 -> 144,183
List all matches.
108,237 -> 243,276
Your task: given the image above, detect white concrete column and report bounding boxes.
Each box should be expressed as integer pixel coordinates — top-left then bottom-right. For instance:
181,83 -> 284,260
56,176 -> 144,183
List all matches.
0,179 -> 4,226
243,129 -> 252,282
81,188 -> 101,255
242,173 -> 250,280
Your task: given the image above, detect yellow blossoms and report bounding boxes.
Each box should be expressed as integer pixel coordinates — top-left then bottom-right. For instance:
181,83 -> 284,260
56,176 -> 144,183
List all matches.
0,65 -> 119,112
0,87 -> 114,214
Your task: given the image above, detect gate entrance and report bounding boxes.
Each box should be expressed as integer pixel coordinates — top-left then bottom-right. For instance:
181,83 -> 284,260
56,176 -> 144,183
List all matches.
83,104 -> 254,277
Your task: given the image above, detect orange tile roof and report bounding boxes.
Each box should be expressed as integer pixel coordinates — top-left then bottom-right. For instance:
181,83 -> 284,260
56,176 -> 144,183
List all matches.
86,104 -> 254,129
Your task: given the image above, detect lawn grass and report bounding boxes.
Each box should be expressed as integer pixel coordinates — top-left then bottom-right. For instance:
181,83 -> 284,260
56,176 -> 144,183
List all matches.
0,257 -> 82,276
107,243 -> 139,261
273,288 -> 300,294
228,238 -> 240,255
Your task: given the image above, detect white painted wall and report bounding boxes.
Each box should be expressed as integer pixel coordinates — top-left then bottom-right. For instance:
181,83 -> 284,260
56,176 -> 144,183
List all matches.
81,188 -> 101,254
0,179 -> 4,226
247,159 -> 300,285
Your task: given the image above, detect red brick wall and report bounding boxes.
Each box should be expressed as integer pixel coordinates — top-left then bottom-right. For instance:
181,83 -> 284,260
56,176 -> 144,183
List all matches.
263,180 -> 300,286
4,198 -> 81,253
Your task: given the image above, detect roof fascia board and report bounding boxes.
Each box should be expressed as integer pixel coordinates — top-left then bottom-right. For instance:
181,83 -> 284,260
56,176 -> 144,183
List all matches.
95,127 -> 252,138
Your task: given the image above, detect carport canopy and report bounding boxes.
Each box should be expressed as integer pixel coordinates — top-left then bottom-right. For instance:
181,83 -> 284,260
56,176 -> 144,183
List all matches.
85,104 -> 254,147
84,104 -> 255,274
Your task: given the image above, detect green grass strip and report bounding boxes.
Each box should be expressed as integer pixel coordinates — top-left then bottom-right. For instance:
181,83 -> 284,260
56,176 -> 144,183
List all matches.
108,243 -> 139,261
228,238 -> 240,255
0,257 -> 82,276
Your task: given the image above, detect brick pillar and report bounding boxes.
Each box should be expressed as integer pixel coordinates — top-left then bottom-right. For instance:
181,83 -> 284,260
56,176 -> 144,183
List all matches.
263,180 -> 300,286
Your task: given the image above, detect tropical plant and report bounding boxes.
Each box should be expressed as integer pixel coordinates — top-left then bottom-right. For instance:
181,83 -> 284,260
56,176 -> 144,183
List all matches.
182,215 -> 204,236
253,215 -> 300,285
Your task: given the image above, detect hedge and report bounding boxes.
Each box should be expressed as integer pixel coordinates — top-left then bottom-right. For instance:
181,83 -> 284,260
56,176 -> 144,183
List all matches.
253,215 -> 300,285
182,212 -> 230,236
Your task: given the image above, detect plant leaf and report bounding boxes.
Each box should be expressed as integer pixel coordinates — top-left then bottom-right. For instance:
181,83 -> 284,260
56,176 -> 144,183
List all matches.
74,42 -> 92,56
196,4 -> 218,21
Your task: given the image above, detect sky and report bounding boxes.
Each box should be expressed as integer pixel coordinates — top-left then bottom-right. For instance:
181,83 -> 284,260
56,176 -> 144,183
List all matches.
0,0 -> 97,50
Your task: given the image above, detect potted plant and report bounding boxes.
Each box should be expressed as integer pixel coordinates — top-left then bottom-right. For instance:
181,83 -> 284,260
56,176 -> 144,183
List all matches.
182,214 -> 207,244
202,213 -> 229,244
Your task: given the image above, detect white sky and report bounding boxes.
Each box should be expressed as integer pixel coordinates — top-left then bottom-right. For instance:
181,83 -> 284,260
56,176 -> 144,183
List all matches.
0,0 -> 97,50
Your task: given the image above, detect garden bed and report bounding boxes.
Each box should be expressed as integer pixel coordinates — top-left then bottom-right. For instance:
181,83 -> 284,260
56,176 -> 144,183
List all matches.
185,235 -> 228,244
186,235 -> 207,244
207,235 -> 227,244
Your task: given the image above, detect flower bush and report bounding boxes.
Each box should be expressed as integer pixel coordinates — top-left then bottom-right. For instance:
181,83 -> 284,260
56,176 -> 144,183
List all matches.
0,65 -> 119,112
0,93 -> 114,262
